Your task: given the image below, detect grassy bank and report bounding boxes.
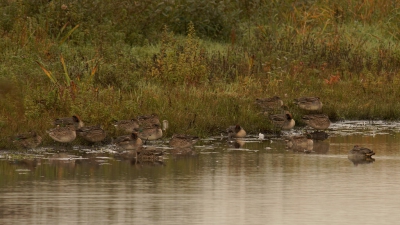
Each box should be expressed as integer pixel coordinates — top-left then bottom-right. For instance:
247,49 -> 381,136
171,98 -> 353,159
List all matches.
2,0 -> 400,148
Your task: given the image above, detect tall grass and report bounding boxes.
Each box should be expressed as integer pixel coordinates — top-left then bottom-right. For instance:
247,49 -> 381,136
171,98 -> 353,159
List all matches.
2,0 -> 400,148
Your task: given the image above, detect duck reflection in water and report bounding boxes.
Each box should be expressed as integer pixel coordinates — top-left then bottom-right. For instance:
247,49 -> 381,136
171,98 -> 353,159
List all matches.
288,136 -> 329,154
348,157 -> 375,166
10,159 -> 39,170
130,159 -> 165,167
116,146 -> 165,164
136,146 -> 165,163
169,147 -> 198,156
231,139 -> 246,148
348,145 -> 375,166
286,135 -> 313,153
312,140 -> 330,154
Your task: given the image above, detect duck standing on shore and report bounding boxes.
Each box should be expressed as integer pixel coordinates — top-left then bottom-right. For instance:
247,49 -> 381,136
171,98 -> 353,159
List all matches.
286,135 -> 313,149
48,115 -> 85,143
47,125 -> 77,143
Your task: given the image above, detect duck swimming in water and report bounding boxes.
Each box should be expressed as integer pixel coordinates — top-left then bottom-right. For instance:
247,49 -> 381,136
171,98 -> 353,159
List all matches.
114,132 -> 143,150
169,134 -> 199,148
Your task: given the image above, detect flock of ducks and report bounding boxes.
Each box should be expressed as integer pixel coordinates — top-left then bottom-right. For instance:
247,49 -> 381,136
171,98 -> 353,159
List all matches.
240,96 -> 374,163
12,114 -> 200,161
11,96 -> 375,163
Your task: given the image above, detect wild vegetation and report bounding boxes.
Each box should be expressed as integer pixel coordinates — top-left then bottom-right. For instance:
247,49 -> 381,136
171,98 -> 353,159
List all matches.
2,0 -> 400,148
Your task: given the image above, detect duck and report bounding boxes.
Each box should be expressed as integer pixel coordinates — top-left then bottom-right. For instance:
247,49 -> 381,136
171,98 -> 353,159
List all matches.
269,111 -> 295,130
112,119 -> 139,133
12,131 -> 42,149
47,125 -> 76,143
135,123 -> 166,141
286,135 -> 313,151
169,134 -> 199,148
293,97 -> 323,111
348,145 -> 375,158
53,115 -> 84,129
255,96 -> 283,111
226,125 -> 246,138
302,114 -> 331,130
137,114 -> 160,128
77,126 -> 107,143
113,132 -> 143,150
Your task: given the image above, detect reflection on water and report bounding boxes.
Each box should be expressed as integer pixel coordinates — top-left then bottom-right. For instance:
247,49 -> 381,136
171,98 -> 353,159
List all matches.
1,121 -> 400,224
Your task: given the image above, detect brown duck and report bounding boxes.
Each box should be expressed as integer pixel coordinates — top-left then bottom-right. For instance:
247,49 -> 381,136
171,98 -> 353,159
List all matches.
12,131 -> 42,149
302,114 -> 331,130
135,123 -> 164,141
53,115 -> 84,129
169,134 -> 200,148
77,126 -> 107,143
114,132 -> 143,150
137,114 -> 161,128
255,96 -> 283,111
269,111 -> 295,130
294,97 -> 323,111
47,126 -> 77,143
113,119 -> 140,133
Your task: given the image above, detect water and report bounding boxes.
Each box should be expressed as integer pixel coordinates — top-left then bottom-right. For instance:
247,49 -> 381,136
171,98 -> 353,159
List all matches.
1,121 -> 400,225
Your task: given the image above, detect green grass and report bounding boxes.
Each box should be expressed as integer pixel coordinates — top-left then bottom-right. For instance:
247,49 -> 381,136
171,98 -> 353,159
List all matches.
2,0 -> 400,149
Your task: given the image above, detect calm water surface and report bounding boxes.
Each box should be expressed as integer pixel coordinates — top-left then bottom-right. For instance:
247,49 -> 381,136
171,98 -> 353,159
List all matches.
1,121 -> 400,225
